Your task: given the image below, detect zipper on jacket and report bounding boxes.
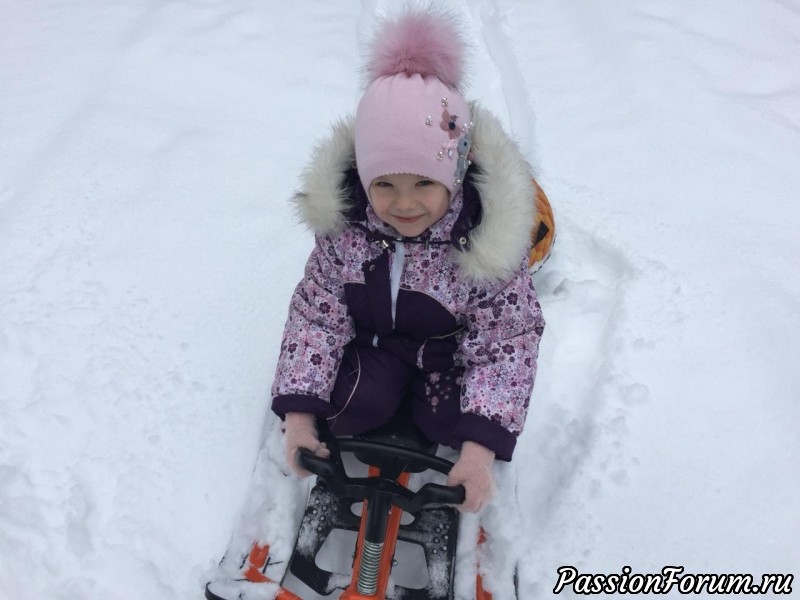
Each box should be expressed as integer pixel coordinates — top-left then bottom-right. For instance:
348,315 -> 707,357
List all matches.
390,241 -> 405,329
371,241 -> 405,348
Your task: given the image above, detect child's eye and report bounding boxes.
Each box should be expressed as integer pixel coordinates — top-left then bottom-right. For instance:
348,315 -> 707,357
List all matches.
417,180 -> 434,187
374,181 -> 393,188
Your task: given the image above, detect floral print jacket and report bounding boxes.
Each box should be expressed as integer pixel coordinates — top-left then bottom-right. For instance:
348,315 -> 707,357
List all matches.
271,104 -> 545,460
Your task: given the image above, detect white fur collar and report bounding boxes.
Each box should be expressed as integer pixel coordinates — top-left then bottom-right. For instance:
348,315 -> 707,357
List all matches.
291,103 -> 535,282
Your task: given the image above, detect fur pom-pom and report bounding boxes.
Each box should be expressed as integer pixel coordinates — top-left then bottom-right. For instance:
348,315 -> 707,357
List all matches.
364,8 -> 466,90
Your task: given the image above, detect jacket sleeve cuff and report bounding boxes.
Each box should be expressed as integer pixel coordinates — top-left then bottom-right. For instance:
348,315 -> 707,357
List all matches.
271,394 -> 333,420
452,413 -> 517,461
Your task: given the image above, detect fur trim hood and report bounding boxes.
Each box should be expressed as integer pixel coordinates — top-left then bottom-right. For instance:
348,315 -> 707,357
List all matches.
291,103 -> 536,282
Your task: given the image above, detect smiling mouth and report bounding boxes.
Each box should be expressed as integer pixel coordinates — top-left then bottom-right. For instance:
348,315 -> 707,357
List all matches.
393,215 -> 423,223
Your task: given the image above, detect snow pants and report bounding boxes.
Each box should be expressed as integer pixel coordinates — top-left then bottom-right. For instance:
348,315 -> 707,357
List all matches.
326,341 -> 464,448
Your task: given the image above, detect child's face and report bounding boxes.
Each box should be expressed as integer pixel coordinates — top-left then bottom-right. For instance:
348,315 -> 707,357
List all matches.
368,173 -> 450,238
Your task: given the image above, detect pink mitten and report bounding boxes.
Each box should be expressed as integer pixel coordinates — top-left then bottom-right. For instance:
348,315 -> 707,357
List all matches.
283,412 -> 331,477
446,441 -> 496,513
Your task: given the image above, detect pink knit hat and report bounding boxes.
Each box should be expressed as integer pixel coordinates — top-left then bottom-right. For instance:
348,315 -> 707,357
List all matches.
355,10 -> 472,196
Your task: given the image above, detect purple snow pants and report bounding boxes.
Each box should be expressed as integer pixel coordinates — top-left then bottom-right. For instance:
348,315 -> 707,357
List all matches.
326,341 -> 464,448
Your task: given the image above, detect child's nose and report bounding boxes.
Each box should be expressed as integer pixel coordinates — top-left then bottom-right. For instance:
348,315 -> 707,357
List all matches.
394,191 -> 416,209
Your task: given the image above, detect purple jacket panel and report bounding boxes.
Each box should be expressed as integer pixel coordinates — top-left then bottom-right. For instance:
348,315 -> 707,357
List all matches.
345,282 -> 460,341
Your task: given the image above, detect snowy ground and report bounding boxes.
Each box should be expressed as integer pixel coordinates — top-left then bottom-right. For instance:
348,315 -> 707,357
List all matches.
2,1 -> 799,599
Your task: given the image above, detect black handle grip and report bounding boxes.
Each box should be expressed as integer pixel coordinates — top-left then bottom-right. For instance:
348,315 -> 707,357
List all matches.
296,447 -> 337,479
416,482 -> 466,506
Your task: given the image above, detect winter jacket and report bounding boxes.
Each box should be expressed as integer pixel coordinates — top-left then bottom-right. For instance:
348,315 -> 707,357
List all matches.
271,104 -> 545,460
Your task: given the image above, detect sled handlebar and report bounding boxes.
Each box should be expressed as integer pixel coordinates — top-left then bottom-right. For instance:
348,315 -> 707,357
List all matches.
297,440 -> 466,511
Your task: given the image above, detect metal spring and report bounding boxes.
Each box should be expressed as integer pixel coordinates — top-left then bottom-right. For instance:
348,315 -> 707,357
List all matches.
356,540 -> 384,595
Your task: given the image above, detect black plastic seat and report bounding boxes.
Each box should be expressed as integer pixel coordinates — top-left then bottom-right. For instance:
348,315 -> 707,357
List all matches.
352,401 -> 438,473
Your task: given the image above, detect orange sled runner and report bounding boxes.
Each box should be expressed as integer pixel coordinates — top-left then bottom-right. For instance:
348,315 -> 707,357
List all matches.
205,409 -> 510,599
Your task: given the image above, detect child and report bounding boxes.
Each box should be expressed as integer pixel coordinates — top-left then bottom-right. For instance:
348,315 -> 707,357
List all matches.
271,9 -> 545,513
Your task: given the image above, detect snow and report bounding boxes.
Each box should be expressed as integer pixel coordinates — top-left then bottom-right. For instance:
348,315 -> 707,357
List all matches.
2,1 -> 799,599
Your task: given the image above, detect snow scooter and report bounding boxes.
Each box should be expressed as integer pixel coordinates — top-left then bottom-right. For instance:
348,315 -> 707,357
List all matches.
205,406 -> 499,599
